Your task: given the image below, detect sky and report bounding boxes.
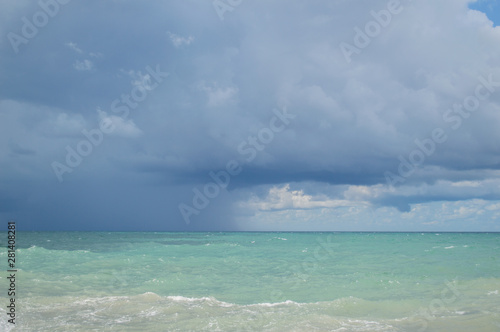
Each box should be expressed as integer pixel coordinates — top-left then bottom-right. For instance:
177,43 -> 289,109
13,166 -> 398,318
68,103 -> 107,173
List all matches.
1,0 -> 500,231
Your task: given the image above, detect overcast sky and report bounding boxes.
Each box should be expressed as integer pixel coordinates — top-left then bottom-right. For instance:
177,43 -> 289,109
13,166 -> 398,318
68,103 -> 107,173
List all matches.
1,0 -> 500,231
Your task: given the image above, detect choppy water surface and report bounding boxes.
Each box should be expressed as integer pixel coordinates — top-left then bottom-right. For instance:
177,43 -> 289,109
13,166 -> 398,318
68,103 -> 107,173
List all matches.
0,232 -> 499,331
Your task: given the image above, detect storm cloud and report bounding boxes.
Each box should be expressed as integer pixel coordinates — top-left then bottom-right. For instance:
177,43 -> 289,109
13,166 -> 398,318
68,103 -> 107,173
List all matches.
1,0 -> 500,231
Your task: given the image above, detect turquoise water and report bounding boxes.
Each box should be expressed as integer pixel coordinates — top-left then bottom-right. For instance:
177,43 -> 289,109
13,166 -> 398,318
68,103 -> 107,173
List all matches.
0,232 -> 499,331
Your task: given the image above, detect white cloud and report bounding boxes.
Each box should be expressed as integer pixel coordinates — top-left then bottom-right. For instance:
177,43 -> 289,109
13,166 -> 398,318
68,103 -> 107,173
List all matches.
200,82 -> 238,107
73,59 -> 93,71
451,181 -> 481,187
51,112 -> 86,133
485,202 -> 500,211
121,69 -> 157,91
66,42 -> 83,54
242,184 -> 360,211
343,184 -> 392,201
166,31 -> 194,48
97,109 -> 142,138
66,42 -> 101,71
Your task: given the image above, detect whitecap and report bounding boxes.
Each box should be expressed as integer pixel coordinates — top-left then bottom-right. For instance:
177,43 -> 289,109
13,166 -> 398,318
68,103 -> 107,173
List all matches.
166,295 -> 234,307
247,300 -> 298,307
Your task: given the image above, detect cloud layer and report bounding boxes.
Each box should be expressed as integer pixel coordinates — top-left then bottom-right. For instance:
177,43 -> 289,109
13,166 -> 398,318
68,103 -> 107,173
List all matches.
1,0 -> 500,231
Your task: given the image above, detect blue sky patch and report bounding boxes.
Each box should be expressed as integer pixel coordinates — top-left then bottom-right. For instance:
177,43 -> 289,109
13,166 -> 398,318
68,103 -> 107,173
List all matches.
469,0 -> 500,26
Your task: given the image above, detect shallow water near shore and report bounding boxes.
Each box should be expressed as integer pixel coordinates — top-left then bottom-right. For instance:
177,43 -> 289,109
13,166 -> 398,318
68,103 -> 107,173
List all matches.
1,232 -> 499,331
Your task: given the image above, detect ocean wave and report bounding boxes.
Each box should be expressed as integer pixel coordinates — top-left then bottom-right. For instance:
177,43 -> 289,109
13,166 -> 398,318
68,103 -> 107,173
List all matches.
7,292 -> 498,331
165,295 -> 308,308
0,308 -> 15,332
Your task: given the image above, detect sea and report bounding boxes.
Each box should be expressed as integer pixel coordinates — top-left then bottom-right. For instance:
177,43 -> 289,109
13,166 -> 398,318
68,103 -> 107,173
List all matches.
0,232 -> 499,331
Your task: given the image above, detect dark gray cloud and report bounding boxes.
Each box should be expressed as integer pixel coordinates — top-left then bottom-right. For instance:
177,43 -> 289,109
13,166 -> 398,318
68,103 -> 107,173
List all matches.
1,0 -> 500,231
